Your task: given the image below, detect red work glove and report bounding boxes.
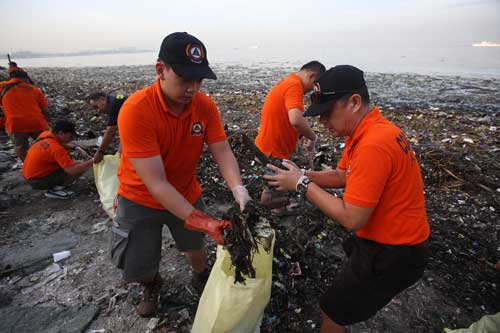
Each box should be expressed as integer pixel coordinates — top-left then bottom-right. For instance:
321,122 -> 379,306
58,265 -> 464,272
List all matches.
184,210 -> 232,245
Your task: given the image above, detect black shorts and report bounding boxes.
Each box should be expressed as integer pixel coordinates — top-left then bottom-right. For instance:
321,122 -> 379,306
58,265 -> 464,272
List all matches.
320,236 -> 429,326
110,195 -> 205,283
27,169 -> 71,190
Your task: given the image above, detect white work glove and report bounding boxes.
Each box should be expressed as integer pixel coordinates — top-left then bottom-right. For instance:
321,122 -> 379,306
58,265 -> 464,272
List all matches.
232,185 -> 252,212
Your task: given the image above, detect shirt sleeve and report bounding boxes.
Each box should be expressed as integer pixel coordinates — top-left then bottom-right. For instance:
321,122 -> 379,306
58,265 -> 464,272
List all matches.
51,144 -> 75,169
284,84 -> 304,112
343,145 -> 392,208
118,102 -> 160,158
204,98 -> 227,145
107,100 -> 120,126
337,147 -> 349,170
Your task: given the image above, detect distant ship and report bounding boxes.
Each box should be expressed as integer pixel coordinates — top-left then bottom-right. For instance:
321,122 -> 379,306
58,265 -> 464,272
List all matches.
472,41 -> 500,47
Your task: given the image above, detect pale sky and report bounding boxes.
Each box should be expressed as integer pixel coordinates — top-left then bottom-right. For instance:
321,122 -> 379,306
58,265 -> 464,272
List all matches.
1,0 -> 499,53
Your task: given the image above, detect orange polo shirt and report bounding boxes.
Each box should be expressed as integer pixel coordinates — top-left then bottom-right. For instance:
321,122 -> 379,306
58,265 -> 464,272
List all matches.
22,131 -> 75,179
0,79 -> 49,134
254,73 -> 304,159
337,107 -> 430,245
117,80 -> 227,209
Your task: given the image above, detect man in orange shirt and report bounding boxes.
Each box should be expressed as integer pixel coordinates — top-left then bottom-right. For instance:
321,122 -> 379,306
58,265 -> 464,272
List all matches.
0,68 -> 49,161
265,65 -> 430,333
255,61 -> 325,205
114,32 -> 251,317
23,120 -> 94,199
8,62 -> 34,84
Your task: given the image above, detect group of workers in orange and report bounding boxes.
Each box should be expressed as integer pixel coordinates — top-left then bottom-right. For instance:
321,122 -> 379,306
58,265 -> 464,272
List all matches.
1,32 -> 430,332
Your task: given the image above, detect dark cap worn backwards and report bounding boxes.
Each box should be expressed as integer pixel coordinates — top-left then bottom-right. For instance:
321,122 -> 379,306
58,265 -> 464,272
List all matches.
304,65 -> 366,117
158,32 -> 216,80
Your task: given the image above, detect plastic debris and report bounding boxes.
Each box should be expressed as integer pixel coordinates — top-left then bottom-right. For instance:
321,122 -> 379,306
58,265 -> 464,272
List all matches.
52,250 -> 71,262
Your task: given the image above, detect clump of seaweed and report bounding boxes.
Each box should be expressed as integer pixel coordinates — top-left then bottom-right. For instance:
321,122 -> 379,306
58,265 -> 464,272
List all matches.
223,201 -> 274,284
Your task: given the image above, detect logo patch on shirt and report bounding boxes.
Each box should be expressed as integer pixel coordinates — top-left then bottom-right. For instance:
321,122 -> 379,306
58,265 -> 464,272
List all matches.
185,44 -> 204,64
191,122 -> 203,136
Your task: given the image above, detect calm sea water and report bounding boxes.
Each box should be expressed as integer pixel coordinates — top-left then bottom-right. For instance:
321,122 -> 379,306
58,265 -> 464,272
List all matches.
15,46 -> 500,78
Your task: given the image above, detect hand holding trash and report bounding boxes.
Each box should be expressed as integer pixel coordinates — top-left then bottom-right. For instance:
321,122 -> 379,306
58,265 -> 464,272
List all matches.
302,136 -> 316,152
184,210 -> 232,245
232,185 -> 252,211
264,160 -> 303,191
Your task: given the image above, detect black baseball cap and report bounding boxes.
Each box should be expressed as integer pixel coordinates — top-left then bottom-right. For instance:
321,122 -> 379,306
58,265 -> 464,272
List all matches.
158,32 -> 216,80
53,120 -> 77,136
304,65 -> 366,117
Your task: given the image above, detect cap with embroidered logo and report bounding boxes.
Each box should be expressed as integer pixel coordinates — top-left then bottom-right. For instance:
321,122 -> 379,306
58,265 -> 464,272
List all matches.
158,32 -> 216,80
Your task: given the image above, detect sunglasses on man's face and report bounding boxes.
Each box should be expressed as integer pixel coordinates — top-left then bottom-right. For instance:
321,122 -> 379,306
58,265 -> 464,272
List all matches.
309,90 -> 356,104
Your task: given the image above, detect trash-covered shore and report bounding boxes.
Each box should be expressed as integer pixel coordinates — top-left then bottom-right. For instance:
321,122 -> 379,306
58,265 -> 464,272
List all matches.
0,65 -> 498,332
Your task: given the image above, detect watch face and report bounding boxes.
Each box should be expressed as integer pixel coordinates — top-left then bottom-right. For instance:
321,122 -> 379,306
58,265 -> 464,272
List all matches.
297,183 -> 307,196
297,177 -> 311,196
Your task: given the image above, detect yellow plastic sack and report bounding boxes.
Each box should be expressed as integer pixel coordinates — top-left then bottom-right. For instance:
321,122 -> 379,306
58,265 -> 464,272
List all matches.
192,230 -> 275,333
93,154 -> 120,218
444,312 -> 500,333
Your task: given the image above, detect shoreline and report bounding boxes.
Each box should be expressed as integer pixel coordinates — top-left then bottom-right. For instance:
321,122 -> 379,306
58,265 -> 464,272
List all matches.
18,63 -> 500,80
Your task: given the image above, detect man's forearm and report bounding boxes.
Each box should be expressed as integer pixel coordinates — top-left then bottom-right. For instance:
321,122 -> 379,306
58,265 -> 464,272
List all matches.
129,155 -> 195,220
64,159 -> 93,175
306,169 -> 346,188
210,142 -> 243,190
147,180 -> 195,220
305,183 -> 360,230
99,126 -> 117,152
216,153 -> 243,190
293,119 -> 316,141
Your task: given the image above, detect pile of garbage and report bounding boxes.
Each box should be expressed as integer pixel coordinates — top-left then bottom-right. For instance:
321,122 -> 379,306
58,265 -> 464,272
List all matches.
1,65 -> 497,332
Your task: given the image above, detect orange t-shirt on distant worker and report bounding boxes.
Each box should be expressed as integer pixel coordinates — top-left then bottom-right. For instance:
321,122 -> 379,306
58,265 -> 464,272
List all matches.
117,80 -> 227,210
337,107 -> 430,245
22,131 -> 75,179
0,79 -> 49,134
254,73 -> 304,159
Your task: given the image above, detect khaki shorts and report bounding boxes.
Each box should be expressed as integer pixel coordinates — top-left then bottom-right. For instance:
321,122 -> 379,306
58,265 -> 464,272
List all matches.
10,131 -> 43,152
27,169 -> 71,190
110,195 -> 205,283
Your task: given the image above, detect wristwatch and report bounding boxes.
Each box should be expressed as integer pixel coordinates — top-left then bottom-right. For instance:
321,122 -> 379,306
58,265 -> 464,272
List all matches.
296,176 -> 312,197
